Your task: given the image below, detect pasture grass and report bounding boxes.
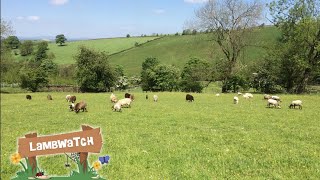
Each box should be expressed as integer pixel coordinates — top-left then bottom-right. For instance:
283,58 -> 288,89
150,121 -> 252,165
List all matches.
1,92 -> 319,179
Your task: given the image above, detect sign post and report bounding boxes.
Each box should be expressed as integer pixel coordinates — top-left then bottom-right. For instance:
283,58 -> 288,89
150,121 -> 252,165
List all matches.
18,125 -> 102,174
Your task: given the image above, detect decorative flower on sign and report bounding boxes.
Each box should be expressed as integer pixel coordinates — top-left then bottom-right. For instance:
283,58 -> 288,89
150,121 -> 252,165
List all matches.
11,153 -> 21,164
93,161 -> 101,170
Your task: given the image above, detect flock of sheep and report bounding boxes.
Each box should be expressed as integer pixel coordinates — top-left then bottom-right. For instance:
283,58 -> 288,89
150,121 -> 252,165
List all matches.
25,91 -> 303,114
231,92 -> 302,109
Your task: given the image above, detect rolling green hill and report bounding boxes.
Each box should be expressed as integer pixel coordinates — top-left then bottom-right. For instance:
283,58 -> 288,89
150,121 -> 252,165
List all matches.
16,26 -> 280,76
108,26 -> 280,76
47,36 -> 160,65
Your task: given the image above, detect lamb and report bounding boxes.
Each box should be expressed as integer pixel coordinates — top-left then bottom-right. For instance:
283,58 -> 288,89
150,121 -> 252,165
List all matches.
186,94 -> 194,102
117,98 -> 132,108
233,96 -> 239,104
69,96 -> 77,103
47,94 -> 53,100
111,103 -> 122,112
69,103 -> 75,111
271,95 -> 281,102
74,101 -> 87,113
289,100 -> 302,109
26,95 -> 32,100
153,95 -> 158,102
267,99 -> 281,108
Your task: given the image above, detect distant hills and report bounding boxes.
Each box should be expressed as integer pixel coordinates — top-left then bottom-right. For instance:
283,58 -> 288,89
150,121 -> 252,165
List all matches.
18,26 -> 280,76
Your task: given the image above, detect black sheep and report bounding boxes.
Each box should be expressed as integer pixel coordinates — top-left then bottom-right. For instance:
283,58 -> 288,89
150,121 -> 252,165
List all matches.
26,95 -> 32,100
186,94 -> 194,102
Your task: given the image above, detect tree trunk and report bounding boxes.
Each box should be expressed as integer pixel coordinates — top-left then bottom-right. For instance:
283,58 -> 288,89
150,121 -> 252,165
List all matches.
296,68 -> 311,94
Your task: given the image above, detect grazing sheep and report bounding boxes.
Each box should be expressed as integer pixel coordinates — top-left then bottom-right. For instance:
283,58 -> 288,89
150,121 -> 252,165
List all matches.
234,96 -> 239,104
69,96 -> 77,103
237,92 -> 242,95
69,103 -> 75,111
66,95 -> 71,102
271,96 -> 281,102
216,93 -> 220,97
267,99 -> 281,108
26,95 -> 32,100
47,94 -> 53,100
153,95 -> 158,102
146,95 -> 148,100
74,101 -> 87,113
264,94 -> 271,100
289,100 -> 302,109
243,93 -> 253,99
117,98 -> 132,108
186,94 -> 194,102
111,103 -> 122,112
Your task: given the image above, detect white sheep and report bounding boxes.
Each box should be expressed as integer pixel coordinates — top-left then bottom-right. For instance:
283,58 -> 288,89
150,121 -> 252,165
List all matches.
117,98 -> 132,108
153,95 -> 158,102
289,100 -> 302,109
267,99 -> 281,108
233,96 -> 239,104
216,93 -> 220,97
243,93 -> 253,99
237,92 -> 242,95
271,95 -> 281,102
264,94 -> 271,100
112,103 -> 122,112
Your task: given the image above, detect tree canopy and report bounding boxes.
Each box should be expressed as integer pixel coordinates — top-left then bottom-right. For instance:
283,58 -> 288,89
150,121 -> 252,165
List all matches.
55,34 -> 67,46
75,46 -> 116,92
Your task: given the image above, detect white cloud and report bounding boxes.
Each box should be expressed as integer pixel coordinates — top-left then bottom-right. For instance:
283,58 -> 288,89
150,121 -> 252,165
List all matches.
50,0 -> 69,5
16,16 -> 40,21
153,9 -> 166,14
27,16 -> 40,21
184,0 -> 208,3
16,16 -> 24,20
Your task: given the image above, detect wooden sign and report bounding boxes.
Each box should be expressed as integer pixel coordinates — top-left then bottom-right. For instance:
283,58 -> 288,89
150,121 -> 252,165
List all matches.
18,127 -> 102,157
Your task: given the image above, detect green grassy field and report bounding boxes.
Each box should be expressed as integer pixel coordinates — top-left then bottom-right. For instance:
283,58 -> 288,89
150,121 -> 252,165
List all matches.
1,92 -> 319,179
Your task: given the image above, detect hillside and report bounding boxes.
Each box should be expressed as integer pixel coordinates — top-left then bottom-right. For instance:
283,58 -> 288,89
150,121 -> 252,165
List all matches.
109,26 -> 280,76
15,26 -> 280,76
47,36 -> 160,65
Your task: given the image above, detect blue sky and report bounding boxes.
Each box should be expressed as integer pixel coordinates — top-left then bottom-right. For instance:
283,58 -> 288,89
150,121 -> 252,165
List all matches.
1,0 -> 271,39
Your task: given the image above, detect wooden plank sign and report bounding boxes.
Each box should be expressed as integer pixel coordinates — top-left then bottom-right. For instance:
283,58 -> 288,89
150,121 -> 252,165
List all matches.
18,127 -> 102,157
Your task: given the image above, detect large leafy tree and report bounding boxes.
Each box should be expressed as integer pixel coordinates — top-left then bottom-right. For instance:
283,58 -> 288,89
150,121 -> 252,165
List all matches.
180,57 -> 211,92
141,57 -> 160,91
269,0 -> 320,93
75,46 -> 116,92
19,40 -> 34,56
4,36 -> 20,49
193,0 -> 263,92
55,34 -> 67,46
153,64 -> 180,91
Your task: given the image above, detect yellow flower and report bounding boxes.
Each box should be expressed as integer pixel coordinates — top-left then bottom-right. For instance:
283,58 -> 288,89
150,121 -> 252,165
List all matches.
11,153 -> 21,164
93,161 -> 101,170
